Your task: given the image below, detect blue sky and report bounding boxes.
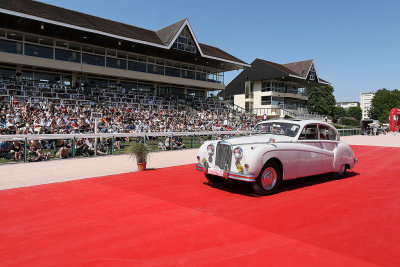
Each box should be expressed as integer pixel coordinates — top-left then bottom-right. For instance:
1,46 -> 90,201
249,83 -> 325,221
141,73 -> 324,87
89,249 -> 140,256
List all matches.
40,0 -> 400,102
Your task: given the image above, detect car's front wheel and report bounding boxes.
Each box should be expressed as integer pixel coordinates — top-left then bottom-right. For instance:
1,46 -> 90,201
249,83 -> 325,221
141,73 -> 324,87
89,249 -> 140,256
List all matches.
205,174 -> 225,183
252,161 -> 281,196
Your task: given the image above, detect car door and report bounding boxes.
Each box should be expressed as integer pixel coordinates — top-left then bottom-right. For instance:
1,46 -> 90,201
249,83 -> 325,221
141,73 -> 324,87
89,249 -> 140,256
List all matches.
297,124 -> 325,176
319,124 -> 337,172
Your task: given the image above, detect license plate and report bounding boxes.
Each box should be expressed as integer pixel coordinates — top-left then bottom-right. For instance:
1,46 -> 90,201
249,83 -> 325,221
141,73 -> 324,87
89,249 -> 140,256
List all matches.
208,168 -> 223,176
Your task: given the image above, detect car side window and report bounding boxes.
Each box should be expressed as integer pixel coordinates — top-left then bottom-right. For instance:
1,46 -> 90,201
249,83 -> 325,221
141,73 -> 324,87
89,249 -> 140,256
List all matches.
319,125 -> 337,141
299,124 -> 318,140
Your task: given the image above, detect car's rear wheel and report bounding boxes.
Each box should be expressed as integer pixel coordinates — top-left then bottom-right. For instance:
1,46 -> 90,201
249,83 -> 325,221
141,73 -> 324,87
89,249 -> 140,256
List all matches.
205,174 -> 225,183
334,164 -> 347,179
252,161 -> 281,196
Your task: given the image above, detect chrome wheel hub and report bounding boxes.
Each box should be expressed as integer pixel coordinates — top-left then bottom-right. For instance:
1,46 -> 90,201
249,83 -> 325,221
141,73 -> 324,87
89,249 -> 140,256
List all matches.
338,164 -> 346,175
262,167 -> 277,190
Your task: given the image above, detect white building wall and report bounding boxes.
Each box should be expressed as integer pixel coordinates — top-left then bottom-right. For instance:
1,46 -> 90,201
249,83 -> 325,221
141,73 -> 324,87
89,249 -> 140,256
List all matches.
336,102 -> 360,109
234,94 -> 246,109
361,92 -> 375,120
252,81 -> 262,108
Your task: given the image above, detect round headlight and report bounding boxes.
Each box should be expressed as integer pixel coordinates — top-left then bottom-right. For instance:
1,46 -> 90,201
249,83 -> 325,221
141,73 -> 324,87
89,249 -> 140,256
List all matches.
233,146 -> 243,160
207,144 -> 215,155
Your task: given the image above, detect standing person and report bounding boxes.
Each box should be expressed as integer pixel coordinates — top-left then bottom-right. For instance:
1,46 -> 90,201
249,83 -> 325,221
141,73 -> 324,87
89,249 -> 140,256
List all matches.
373,126 -> 378,136
164,137 -> 170,150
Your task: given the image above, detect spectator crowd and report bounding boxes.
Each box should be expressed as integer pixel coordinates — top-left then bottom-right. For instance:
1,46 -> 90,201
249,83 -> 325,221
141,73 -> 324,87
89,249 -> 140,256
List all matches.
0,101 -> 257,161
0,101 -> 256,135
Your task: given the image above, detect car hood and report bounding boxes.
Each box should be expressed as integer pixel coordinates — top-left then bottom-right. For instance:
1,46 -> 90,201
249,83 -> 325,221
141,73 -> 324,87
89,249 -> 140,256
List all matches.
224,134 -> 295,146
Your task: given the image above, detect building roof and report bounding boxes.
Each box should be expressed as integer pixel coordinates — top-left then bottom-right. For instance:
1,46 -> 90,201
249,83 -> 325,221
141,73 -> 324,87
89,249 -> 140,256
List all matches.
0,0 -> 248,67
224,58 -> 331,97
282,60 -> 313,78
258,59 -> 300,77
156,19 -> 186,46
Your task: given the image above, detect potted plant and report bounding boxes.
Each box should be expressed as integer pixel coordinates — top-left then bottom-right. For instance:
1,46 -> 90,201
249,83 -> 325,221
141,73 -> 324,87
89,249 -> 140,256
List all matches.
127,141 -> 151,171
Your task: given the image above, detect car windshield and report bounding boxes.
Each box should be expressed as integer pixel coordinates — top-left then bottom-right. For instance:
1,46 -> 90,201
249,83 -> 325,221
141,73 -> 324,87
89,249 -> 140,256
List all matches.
252,122 -> 300,137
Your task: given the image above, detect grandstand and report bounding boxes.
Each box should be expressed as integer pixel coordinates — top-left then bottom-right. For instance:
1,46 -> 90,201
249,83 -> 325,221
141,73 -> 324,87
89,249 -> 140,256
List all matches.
0,0 -> 249,117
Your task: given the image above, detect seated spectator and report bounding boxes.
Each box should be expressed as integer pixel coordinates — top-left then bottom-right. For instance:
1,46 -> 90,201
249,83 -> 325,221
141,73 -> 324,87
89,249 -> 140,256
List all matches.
55,139 -> 70,158
11,140 -> 22,160
85,138 -> 106,156
28,140 -> 50,161
0,141 -> 13,159
158,140 -> 166,150
174,136 -> 185,149
75,138 -> 89,156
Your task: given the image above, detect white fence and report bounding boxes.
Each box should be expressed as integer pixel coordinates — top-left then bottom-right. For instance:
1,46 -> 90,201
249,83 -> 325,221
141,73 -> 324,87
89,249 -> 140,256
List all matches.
0,128 -> 361,163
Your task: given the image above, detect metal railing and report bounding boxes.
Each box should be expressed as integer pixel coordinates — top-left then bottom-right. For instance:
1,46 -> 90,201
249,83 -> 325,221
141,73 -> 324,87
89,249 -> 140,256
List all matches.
0,130 -> 250,164
337,128 -> 361,136
0,128 -> 362,164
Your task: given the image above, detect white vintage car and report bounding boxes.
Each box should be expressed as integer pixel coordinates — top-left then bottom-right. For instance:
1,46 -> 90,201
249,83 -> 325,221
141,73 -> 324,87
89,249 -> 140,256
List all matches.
196,119 -> 358,195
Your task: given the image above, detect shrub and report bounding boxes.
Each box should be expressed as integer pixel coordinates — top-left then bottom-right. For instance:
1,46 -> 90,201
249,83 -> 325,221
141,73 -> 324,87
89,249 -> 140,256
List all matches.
339,117 -> 360,127
127,141 -> 151,164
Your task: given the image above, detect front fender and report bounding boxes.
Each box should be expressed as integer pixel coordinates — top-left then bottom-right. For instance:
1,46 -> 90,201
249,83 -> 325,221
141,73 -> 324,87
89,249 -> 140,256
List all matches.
260,143 -> 299,180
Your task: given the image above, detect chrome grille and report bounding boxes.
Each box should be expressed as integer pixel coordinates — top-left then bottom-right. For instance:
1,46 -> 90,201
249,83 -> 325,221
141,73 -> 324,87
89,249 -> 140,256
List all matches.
215,142 -> 232,170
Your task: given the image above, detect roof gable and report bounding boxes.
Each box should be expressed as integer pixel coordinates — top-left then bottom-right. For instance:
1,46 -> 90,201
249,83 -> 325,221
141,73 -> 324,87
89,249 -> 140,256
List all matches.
165,20 -> 203,55
259,59 -> 301,77
156,19 -> 186,46
282,60 -> 313,78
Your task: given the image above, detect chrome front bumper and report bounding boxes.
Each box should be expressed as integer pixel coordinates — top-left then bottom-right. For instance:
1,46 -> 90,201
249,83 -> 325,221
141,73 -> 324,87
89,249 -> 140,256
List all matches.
195,163 -> 256,182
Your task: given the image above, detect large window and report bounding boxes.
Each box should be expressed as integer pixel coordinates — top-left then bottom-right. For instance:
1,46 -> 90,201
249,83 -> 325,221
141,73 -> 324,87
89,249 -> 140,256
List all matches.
245,81 -> 253,98
271,96 -> 284,106
261,96 -> 271,105
0,39 -> 22,54
82,53 -> 105,66
0,68 -> 15,80
147,63 -> 164,75
196,67 -> 206,81
261,81 -> 272,92
0,28 -> 225,83
171,26 -> 196,53
55,49 -> 80,63
182,69 -> 195,79
106,57 -> 127,69
25,44 -> 53,59
165,66 -> 181,77
128,60 -> 146,72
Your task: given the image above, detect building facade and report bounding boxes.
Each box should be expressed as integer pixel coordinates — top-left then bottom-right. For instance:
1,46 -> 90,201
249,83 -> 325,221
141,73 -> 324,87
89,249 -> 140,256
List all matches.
0,0 -> 248,108
336,101 -> 360,109
224,58 -> 330,118
361,92 -> 375,120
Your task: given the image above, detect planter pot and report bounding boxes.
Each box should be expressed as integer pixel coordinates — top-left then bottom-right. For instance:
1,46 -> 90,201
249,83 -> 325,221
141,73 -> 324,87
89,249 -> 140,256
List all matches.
137,163 -> 147,171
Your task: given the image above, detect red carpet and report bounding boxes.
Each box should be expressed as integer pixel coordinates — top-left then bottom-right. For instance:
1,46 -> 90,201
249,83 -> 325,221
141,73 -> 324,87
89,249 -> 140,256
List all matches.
0,145 -> 399,266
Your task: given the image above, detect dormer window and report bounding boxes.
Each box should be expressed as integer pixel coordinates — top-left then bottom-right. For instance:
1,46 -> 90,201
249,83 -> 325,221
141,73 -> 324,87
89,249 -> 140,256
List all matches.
309,65 -> 315,80
172,27 -> 196,53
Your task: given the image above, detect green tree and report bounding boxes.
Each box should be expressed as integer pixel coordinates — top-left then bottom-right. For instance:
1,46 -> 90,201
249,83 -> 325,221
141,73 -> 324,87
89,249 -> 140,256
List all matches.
347,106 -> 362,121
370,89 -> 400,122
306,85 -> 336,117
333,106 -> 347,120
